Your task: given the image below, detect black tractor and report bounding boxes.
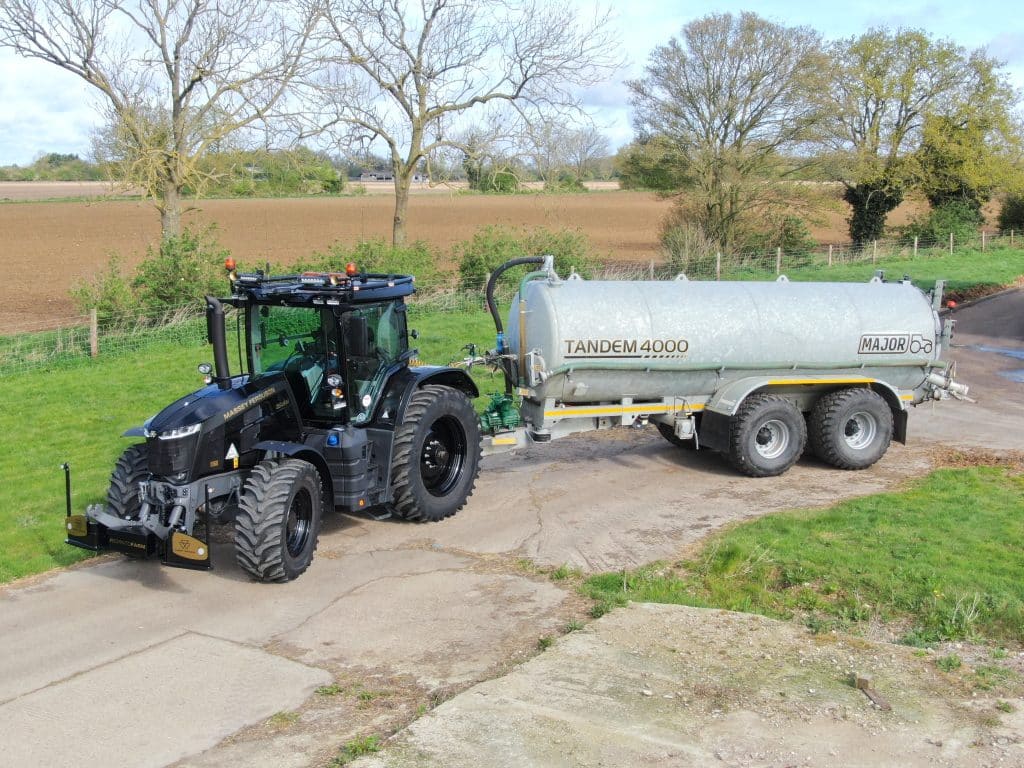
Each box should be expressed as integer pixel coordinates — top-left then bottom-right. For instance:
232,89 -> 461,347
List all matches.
64,263 -> 481,581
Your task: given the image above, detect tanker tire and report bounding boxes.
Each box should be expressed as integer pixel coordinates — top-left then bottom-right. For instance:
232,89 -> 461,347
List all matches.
391,385 -> 481,522
234,458 -> 322,582
808,388 -> 892,470
656,420 -> 701,451
729,394 -> 806,478
107,443 -> 149,520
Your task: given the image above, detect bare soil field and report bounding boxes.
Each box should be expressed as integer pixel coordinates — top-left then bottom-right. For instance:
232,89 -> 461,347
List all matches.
0,185 -> 926,333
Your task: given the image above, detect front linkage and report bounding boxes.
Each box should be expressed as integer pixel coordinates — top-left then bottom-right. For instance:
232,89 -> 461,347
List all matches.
63,461 -> 221,570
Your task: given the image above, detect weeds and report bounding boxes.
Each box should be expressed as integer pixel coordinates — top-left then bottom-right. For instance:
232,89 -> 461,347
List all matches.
330,735 -> 381,766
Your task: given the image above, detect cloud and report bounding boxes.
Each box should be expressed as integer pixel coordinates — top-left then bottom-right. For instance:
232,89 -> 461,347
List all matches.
987,32 -> 1024,66
0,51 -> 98,165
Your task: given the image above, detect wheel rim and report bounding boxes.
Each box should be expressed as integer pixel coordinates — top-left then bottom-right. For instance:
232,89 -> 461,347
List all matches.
285,488 -> 312,558
420,415 -> 467,497
754,419 -> 790,460
842,411 -> 878,451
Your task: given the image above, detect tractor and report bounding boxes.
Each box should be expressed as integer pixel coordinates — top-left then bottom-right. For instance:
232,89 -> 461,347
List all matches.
65,262 -> 481,581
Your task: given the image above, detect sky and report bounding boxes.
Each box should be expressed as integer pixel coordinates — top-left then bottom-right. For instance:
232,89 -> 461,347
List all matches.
0,0 -> 1021,167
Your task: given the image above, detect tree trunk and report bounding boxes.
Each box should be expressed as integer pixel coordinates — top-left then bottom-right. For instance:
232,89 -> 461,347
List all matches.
392,172 -> 411,246
160,181 -> 183,241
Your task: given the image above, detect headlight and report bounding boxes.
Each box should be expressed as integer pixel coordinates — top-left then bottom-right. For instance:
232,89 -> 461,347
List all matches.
158,423 -> 202,440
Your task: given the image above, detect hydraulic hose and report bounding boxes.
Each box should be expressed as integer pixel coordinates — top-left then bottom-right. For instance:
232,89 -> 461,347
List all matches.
485,257 -> 547,394
486,256 -> 546,339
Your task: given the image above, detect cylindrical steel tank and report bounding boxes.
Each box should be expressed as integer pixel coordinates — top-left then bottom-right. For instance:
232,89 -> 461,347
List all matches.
506,275 -> 942,404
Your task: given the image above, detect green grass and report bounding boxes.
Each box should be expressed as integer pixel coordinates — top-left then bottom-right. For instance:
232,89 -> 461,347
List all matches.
583,467 -> 1024,647
0,308 -> 497,583
728,246 -> 1024,297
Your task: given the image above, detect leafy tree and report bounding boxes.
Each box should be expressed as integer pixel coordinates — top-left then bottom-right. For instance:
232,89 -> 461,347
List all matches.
818,29 -> 1015,244
304,0 -> 620,244
629,12 -> 824,251
0,1 -> 315,240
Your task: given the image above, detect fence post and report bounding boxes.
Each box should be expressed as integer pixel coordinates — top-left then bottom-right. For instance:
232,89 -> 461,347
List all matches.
913,236 -> 918,258
649,260 -> 654,280
1012,230 -> 1016,247
89,309 -> 99,358
950,232 -> 954,255
776,247 -> 781,275
872,240 -> 877,263
982,230 -> 986,251
828,244 -> 833,266
716,252 -> 721,281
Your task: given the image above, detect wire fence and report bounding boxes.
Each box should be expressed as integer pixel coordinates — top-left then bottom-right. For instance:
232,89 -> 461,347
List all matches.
1,228 -> 1019,378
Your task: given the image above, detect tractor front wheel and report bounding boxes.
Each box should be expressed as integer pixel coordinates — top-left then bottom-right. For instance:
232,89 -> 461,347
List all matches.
107,443 -> 149,520
235,458 -> 323,582
391,385 -> 481,522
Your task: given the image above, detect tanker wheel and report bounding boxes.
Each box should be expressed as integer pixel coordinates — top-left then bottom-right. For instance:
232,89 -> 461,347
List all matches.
391,385 -> 481,522
235,458 -> 322,582
107,443 -> 150,520
656,419 -> 702,450
808,388 -> 893,470
728,394 -> 806,478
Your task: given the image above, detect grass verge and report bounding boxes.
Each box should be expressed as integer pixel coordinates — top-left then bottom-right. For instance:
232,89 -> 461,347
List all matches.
583,460 -> 1024,648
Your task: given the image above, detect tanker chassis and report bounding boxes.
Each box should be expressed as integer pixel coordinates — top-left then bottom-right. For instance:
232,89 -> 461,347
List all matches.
476,257 -> 968,479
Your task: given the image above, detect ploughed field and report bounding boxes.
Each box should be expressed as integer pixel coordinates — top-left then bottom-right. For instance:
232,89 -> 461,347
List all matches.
0,186 -> 926,333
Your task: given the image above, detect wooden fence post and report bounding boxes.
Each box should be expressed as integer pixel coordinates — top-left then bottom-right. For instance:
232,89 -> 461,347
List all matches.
872,240 -> 877,263
776,247 -> 781,275
828,244 -> 833,266
950,232 -> 954,255
716,252 -> 721,281
982,230 -> 986,251
649,260 -> 655,280
913,236 -> 918,257
89,309 -> 98,358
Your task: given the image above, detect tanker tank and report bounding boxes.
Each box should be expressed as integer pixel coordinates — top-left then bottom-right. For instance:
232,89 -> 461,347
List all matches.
478,257 -> 966,477
505,273 -> 943,405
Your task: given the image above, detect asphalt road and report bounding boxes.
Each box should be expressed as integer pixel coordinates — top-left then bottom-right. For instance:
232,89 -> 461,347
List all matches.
1,290 -> 1021,768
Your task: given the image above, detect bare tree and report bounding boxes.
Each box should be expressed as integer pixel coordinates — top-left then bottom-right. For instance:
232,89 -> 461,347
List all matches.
0,0 -> 314,239
305,0 -> 620,244
564,126 -> 609,182
629,12 -> 824,251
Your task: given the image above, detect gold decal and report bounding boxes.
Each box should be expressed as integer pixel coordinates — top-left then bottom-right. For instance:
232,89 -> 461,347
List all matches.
170,532 -> 209,561
66,515 -> 88,537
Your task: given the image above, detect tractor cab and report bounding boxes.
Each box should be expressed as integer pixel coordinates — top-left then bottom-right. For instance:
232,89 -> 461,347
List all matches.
214,263 -> 418,429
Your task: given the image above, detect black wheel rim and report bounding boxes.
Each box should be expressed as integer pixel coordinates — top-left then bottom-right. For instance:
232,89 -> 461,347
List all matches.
420,415 -> 467,497
286,488 -> 313,558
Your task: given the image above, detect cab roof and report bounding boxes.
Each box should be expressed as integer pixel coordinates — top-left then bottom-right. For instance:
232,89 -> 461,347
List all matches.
228,271 -> 415,306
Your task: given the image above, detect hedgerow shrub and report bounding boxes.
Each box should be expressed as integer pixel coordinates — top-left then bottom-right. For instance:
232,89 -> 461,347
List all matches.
997,195 -> 1024,232
454,225 -> 600,290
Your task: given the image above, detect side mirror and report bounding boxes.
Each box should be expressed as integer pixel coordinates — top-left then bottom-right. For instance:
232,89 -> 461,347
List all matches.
349,315 -> 370,357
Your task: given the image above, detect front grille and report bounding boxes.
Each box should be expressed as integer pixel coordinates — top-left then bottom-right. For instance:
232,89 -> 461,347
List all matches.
147,434 -> 198,478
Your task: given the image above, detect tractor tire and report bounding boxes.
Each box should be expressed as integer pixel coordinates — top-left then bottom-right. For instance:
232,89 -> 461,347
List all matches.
234,458 -> 322,582
656,419 -> 702,450
808,388 -> 893,470
107,443 -> 149,520
391,385 -> 481,522
728,394 -> 806,478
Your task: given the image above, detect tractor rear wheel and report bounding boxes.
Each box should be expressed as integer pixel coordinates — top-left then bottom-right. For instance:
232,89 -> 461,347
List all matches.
728,394 -> 806,477
107,443 -> 149,520
391,385 -> 481,522
235,458 -> 322,582
808,388 -> 892,470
